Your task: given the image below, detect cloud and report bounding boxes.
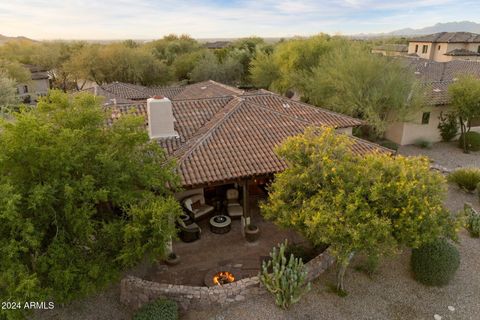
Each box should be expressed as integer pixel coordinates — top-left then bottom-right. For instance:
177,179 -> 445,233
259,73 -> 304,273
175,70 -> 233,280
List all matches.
0,0 -> 477,39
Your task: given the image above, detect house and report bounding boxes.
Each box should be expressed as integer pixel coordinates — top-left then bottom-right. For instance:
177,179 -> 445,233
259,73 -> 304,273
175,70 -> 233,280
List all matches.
372,44 -> 408,57
407,32 -> 480,62
17,64 -> 50,104
385,58 -> 480,145
106,80 -> 391,222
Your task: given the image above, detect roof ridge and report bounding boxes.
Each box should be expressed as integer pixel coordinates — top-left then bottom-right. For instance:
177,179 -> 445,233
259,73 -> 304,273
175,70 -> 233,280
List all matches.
207,80 -> 245,94
173,95 -> 236,102
172,97 -> 244,161
247,94 -> 364,127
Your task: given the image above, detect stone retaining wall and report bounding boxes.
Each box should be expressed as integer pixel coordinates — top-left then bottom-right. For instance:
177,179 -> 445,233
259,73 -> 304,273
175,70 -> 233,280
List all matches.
120,252 -> 334,311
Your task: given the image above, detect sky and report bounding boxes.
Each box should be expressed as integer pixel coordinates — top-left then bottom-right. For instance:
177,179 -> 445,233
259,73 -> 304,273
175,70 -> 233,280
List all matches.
0,0 -> 479,40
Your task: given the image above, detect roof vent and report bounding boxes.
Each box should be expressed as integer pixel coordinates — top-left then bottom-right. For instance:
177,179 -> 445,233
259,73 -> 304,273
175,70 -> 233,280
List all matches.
282,103 -> 291,109
433,88 -> 442,92
201,86 -> 207,90
414,71 -> 421,75
147,96 -> 178,139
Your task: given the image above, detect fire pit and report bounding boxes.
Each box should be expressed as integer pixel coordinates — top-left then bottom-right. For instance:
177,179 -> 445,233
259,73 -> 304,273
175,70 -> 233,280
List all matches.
204,267 -> 241,287
209,215 -> 232,234
213,271 -> 235,285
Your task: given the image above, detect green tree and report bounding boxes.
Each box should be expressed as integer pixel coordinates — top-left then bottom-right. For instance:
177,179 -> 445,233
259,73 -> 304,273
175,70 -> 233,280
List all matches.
448,75 -> 480,153
249,51 -> 280,89
249,34 -> 338,93
262,127 -> 456,293
302,44 -> 424,136
0,91 -> 182,319
0,72 -> 19,116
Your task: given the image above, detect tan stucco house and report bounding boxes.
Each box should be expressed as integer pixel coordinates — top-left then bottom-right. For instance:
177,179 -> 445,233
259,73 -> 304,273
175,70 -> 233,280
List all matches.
407,32 -> 480,62
385,58 -> 480,145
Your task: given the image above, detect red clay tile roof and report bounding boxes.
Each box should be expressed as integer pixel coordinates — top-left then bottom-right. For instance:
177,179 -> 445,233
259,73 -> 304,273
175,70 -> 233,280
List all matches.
109,86 -> 387,187
402,58 -> 480,105
410,32 -> 480,43
172,99 -> 388,187
172,80 -> 244,100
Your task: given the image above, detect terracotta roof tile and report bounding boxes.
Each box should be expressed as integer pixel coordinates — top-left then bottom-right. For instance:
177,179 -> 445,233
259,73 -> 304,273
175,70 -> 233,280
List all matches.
107,81 -> 386,187
411,32 -> 480,43
172,80 -> 243,100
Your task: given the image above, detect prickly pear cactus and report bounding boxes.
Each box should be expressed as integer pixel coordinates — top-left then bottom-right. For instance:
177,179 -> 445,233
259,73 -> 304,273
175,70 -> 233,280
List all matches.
259,240 -> 311,309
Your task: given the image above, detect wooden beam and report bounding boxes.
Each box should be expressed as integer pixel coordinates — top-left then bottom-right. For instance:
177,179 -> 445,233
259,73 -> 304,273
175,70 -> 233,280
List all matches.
243,179 -> 249,218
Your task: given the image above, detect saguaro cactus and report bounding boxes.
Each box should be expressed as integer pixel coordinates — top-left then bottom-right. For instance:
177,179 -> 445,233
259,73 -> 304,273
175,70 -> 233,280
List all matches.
260,240 -> 311,309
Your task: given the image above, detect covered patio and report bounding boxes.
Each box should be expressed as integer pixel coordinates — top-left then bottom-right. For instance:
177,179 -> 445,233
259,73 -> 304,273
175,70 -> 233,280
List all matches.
144,192 -> 308,286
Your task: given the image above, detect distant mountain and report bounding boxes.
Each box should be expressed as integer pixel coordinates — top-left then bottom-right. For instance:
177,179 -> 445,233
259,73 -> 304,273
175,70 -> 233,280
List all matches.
0,34 -> 36,45
387,21 -> 480,36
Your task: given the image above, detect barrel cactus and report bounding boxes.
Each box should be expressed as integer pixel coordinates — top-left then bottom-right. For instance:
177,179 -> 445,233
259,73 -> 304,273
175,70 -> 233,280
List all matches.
260,240 -> 311,309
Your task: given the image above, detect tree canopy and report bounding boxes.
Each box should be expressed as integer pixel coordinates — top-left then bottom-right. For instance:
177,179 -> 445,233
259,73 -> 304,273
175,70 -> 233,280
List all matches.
261,127 -> 456,292
0,91 -> 182,318
448,75 -> 480,152
301,43 -> 424,135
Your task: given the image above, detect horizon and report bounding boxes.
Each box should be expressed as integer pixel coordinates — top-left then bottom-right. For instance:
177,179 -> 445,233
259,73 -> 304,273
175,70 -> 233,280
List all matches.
1,1 -> 480,40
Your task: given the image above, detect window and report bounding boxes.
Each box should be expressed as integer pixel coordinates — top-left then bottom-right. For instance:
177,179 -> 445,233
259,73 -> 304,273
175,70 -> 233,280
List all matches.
23,85 -> 28,93
421,112 -> 430,124
438,45 -> 441,50
478,45 -> 480,53
415,44 -> 419,53
422,45 -> 428,54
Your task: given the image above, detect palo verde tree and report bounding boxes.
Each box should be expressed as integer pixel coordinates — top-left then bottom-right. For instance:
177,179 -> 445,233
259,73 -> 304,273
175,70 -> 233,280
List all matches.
448,75 -> 480,153
301,44 -> 424,137
0,91 -> 182,319
261,127 -> 456,293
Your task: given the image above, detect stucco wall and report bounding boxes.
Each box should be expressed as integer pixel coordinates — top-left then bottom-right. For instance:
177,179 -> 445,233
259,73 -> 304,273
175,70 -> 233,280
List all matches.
408,42 -> 433,60
385,106 -> 450,145
120,252 -> 335,311
408,42 -> 480,62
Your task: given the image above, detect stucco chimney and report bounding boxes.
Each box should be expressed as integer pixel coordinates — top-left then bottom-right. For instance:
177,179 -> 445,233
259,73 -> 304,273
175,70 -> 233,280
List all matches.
147,96 -> 178,139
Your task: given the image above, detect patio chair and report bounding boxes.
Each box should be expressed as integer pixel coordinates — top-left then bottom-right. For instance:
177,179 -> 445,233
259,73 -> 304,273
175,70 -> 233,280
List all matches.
182,194 -> 214,221
177,217 -> 201,243
226,188 -> 243,219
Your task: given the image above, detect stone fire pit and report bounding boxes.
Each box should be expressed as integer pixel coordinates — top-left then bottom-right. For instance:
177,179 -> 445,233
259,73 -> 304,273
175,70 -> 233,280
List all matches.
204,266 -> 242,287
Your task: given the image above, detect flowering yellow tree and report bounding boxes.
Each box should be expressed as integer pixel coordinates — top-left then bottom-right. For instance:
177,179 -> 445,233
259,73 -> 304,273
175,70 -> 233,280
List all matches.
262,127 -> 456,293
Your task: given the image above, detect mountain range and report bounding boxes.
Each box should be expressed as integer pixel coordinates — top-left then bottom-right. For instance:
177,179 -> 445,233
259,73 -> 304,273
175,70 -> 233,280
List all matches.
0,34 -> 35,45
386,21 -> 480,36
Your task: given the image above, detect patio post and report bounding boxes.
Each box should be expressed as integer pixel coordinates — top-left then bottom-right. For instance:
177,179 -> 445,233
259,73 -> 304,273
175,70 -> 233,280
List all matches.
242,179 -> 249,218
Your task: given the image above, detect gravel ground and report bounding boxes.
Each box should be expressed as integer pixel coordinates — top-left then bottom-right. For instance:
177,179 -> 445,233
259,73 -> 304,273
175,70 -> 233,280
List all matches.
30,283 -> 133,320
29,184 -> 480,320
398,142 -> 480,170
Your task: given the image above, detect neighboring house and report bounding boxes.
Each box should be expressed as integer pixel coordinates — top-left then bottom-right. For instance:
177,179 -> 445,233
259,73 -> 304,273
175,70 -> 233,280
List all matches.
372,44 -> 408,57
385,58 -> 480,145
78,81 -> 186,105
17,64 -> 50,104
106,80 -> 390,219
407,32 -> 480,62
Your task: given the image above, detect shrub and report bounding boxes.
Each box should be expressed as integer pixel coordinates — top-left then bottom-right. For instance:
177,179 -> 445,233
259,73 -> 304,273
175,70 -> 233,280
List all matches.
438,112 -> 459,142
448,168 -> 480,192
414,139 -> 433,149
379,140 -> 399,151
465,203 -> 480,238
478,182 -> 480,203
411,238 -> 460,286
133,298 -> 178,320
260,240 -> 311,309
459,131 -> 480,152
